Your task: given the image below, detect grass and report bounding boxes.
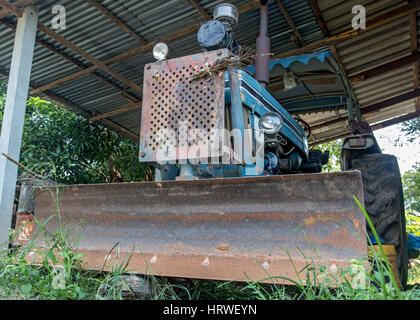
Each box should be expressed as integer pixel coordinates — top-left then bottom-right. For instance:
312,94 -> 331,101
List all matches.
1,190 -> 420,300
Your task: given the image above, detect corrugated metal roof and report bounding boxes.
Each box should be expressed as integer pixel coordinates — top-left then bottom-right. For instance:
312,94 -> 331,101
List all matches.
317,0 -> 406,34
307,0 -> 419,143
0,0 -> 418,144
336,17 -> 410,76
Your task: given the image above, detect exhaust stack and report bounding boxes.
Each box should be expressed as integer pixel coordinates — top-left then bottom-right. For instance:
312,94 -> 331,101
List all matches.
255,0 -> 270,88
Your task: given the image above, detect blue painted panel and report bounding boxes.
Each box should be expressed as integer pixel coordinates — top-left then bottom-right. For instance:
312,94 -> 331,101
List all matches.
283,96 -> 348,113
225,70 -> 309,159
243,51 -> 333,75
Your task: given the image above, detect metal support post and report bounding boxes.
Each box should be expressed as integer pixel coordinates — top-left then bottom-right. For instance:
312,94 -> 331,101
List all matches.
0,6 -> 38,249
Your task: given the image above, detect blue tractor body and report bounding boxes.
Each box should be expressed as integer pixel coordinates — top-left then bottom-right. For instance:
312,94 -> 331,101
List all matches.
139,50 -> 347,181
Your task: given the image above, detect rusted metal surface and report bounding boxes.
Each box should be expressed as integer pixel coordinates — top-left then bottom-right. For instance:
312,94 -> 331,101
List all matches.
140,49 -> 228,162
14,213 -> 34,246
16,171 -> 368,284
17,183 -> 34,215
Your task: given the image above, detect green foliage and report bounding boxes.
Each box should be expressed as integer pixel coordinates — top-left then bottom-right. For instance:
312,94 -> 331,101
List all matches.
407,212 -> 420,237
401,119 -> 420,143
0,80 -> 151,184
403,163 -> 420,236
0,204 -> 101,300
312,139 -> 343,172
1,191 -> 419,300
403,163 -> 420,214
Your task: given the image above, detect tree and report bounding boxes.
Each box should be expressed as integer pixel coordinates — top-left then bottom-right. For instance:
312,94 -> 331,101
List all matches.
312,139 -> 343,172
0,80 -> 152,184
401,118 -> 420,143
403,162 -> 420,214
402,163 -> 420,236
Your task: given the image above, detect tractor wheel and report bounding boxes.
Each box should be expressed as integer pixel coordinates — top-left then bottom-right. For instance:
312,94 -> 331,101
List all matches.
351,153 -> 408,289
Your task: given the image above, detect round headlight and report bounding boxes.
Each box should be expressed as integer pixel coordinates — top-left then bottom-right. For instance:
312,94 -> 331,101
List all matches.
153,42 -> 168,61
259,112 -> 283,135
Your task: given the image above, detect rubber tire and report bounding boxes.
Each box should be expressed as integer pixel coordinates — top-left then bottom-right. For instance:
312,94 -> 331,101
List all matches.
351,154 -> 408,289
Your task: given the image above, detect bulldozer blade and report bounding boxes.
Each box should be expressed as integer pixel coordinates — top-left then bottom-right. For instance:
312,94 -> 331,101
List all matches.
15,171 -> 368,284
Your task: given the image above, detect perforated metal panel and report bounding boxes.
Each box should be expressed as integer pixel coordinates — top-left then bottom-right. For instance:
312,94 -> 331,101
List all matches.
139,50 -> 228,162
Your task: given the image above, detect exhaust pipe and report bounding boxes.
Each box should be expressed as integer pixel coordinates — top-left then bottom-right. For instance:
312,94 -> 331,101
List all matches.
255,0 -> 270,88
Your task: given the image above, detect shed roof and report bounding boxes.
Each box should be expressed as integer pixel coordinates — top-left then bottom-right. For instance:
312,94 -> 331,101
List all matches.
0,0 -> 419,145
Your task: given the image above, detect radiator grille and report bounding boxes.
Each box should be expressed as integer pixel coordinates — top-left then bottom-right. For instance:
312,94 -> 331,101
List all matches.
140,50 -> 227,162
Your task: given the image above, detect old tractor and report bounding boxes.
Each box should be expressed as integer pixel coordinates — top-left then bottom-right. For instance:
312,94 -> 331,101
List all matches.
15,2 -> 408,288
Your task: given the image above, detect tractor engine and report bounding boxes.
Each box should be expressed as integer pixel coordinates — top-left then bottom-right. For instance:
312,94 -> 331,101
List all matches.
139,3 -> 328,180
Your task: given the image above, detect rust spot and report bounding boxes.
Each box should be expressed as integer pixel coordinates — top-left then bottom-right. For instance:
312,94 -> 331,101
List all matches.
303,216 -> 317,226
352,218 -> 360,229
216,243 -> 230,251
303,215 -> 334,226
18,223 -> 33,241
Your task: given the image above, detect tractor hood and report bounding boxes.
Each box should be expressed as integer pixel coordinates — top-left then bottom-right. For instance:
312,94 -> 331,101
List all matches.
243,51 -> 355,115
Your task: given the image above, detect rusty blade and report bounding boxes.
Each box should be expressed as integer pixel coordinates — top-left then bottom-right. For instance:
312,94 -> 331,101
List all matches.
17,171 -> 367,284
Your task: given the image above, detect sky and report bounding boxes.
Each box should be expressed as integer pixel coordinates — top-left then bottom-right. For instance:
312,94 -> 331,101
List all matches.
375,123 -> 420,174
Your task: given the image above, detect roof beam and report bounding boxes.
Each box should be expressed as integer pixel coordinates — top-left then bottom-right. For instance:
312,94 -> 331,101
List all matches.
361,88 -> 420,114
0,0 -> 144,95
51,96 -> 139,141
27,1 -> 259,96
349,51 -> 420,83
187,0 -> 211,21
84,0 -> 147,45
309,133 -> 348,146
35,22 -> 144,94
0,0 -> 32,19
308,0 -> 329,37
275,0 -> 304,47
274,0 -> 420,59
89,101 -> 142,122
1,19 -> 140,103
28,24 -> 201,95
310,88 -> 420,130
307,0 -> 348,77
409,11 -> 419,89
0,0 -> 24,18
371,110 -> 420,130
0,67 -> 139,142
408,10 -> 420,111
311,110 -> 420,145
